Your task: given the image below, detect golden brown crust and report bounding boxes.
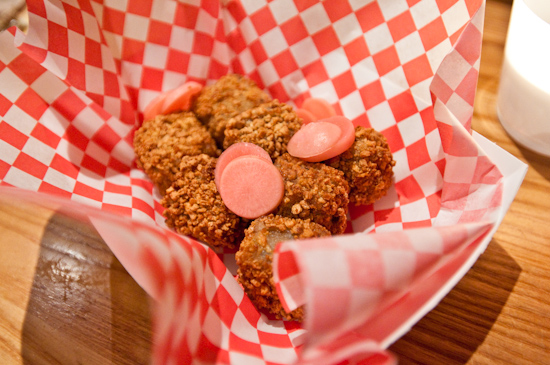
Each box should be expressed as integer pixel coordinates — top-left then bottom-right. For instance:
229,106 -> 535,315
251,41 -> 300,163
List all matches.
236,214 -> 331,321
274,154 -> 350,235
223,100 -> 303,160
161,154 -> 246,249
134,112 -> 220,195
193,74 -> 271,146
326,126 -> 395,205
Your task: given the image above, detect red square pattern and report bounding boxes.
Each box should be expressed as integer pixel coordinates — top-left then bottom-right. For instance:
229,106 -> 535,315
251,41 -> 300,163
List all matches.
50,154 -> 79,180
402,54 -> 433,87
322,0 -> 353,22
280,16 -> 309,46
455,67 -> 478,106
356,2 -> 385,33
102,7 -> 125,35
15,88 -> 48,120
193,32 -> 215,56
31,123 -> 61,149
332,70 -> 356,99
302,60 -> 329,88
380,124 -> 405,153
64,3 -> 85,35
13,152 -> 48,180
271,49 -> 299,78
7,54 -> 46,85
48,21 -> 69,57
388,92 -> 418,122
127,0 -> 152,16
343,36 -> 370,66
229,333 -> 262,357
52,89 -> 87,122
85,38 -> 103,68
387,10 -> 416,43
147,20 -> 172,46
122,38 -> 145,64
359,80 -> 385,110
166,49 -> 190,73
406,138 -> 431,171
395,175 -> 425,204
374,206 -> 402,226
174,3 -> 199,29
0,94 -> 12,117
372,46 -> 400,76
249,6 -> 277,36
0,122 -> 28,150
311,26 -> 340,56
419,17 -> 448,51
67,58 -> 86,90
39,181 -> 73,198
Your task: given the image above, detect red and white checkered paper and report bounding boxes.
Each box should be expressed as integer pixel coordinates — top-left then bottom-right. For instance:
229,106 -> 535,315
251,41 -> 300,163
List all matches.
0,0 -> 520,363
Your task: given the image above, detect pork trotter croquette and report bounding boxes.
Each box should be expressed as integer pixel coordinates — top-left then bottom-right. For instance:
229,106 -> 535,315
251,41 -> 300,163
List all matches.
223,100 -> 303,160
236,214 -> 331,321
161,154 -> 246,249
193,74 -> 271,145
274,153 -> 349,235
134,112 -> 220,195
326,126 -> 395,205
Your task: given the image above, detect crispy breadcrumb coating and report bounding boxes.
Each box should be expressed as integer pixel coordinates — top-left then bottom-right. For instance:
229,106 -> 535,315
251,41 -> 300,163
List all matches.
134,112 -> 220,195
161,154 -> 246,249
193,74 -> 271,146
274,154 -> 349,235
236,214 -> 331,321
326,126 -> 395,205
223,100 -> 303,160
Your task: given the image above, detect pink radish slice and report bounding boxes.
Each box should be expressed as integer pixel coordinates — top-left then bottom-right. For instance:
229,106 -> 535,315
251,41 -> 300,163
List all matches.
287,121 -> 341,162
215,142 -> 272,190
161,81 -> 203,115
143,93 -> 168,121
295,108 -> 317,124
301,98 -> 337,120
219,155 -> 284,219
314,116 -> 356,160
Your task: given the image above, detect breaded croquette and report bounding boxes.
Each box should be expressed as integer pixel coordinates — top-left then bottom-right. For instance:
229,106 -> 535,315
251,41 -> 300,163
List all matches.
134,112 -> 220,195
236,214 -> 331,321
326,126 -> 395,205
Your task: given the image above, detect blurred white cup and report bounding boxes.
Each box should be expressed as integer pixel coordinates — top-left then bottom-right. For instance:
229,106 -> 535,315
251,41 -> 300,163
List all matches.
497,0 -> 550,157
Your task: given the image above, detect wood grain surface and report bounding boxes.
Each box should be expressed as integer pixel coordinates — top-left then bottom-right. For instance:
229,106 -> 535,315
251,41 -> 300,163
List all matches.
1,0 -> 549,364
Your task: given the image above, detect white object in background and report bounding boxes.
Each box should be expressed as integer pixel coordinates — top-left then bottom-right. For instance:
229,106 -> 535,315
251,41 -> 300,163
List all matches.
497,0 -> 550,157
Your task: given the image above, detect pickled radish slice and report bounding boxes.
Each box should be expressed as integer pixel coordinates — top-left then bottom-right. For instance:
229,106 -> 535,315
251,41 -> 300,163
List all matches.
319,116 -> 356,159
143,93 -> 168,121
295,108 -> 317,124
301,98 -> 337,120
287,121 -> 341,162
219,156 -> 284,219
161,81 -> 203,115
215,142 -> 272,190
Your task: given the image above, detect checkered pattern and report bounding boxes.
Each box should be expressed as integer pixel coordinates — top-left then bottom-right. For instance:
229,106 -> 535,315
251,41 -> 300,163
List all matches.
0,0 -> 505,363
273,222 -> 491,361
88,212 -> 305,365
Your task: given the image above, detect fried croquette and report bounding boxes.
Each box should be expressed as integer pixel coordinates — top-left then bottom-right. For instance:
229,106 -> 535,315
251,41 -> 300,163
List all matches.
326,126 -> 395,205
274,153 -> 350,235
236,214 -> 331,321
193,74 -> 271,145
134,112 -> 220,195
161,154 -> 246,249
223,100 -> 303,160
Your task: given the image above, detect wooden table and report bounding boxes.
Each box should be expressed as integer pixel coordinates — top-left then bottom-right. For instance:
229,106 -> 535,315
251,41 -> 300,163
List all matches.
1,0 -> 549,364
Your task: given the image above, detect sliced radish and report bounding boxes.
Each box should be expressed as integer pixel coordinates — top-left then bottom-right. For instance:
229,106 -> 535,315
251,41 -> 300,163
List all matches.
219,155 -> 284,219
295,108 -> 317,124
287,121 -> 341,162
143,93 -> 168,121
161,81 -> 203,115
301,97 -> 337,120
215,142 -> 272,190
318,116 -> 356,159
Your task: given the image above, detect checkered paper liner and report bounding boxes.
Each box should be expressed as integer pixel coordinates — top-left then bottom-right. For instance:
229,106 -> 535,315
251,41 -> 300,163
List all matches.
0,0 -> 524,363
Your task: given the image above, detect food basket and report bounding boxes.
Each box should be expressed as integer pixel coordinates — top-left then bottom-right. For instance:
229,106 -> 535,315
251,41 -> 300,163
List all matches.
0,0 -> 527,363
